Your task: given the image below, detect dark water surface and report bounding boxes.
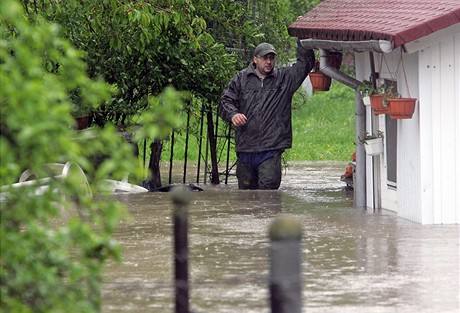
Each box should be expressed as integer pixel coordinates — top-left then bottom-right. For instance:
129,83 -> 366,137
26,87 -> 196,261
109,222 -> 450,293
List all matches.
102,162 -> 459,313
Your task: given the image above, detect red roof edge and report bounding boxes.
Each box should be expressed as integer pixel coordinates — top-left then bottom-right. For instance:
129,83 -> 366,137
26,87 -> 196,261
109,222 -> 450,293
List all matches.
288,7 -> 460,48
287,27 -> 394,43
395,10 -> 460,46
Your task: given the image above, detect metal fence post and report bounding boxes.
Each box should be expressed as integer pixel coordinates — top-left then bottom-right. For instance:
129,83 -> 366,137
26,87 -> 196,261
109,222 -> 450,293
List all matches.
171,185 -> 192,313
269,216 -> 303,313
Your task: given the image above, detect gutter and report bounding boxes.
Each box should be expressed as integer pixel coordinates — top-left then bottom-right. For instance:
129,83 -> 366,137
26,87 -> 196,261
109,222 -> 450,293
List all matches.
300,39 -> 394,53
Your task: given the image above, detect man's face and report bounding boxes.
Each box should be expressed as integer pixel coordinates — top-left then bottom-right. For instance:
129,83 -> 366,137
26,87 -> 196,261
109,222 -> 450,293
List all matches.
253,53 -> 276,76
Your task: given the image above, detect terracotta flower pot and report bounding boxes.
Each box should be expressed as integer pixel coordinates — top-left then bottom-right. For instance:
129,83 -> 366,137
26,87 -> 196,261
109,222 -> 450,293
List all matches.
309,72 -> 332,91
370,94 -> 389,115
388,98 -> 417,119
75,115 -> 90,130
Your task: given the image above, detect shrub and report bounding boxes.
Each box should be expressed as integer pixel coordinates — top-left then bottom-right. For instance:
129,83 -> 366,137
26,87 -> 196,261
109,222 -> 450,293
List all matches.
0,1 -> 142,312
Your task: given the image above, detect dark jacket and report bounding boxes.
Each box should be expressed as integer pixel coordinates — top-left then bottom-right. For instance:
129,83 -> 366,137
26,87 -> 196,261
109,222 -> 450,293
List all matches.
219,43 -> 315,153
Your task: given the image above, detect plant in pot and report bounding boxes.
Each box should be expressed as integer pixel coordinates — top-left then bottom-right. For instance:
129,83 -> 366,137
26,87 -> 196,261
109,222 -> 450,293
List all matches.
357,80 -> 375,106
370,84 -> 396,115
386,93 -> 417,119
309,51 -> 343,92
309,61 -> 331,92
70,89 -> 95,130
72,103 -> 92,130
358,130 -> 384,156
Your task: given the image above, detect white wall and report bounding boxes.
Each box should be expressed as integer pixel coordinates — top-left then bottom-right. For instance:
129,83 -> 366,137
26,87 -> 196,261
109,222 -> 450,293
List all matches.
394,52 -> 421,223
354,23 -> 460,224
409,24 -> 460,224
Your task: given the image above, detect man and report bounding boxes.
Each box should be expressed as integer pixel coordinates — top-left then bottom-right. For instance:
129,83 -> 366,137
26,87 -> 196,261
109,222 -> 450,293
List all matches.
219,41 -> 315,189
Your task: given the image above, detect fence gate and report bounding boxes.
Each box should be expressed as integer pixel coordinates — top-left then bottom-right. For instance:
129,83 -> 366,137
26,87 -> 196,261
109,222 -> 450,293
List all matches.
142,105 -> 235,188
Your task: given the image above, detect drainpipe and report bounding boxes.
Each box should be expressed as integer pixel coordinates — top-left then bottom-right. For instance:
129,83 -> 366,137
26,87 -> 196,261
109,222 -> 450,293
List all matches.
318,49 -> 361,89
353,91 -> 367,208
369,52 -> 381,210
317,48 -> 367,208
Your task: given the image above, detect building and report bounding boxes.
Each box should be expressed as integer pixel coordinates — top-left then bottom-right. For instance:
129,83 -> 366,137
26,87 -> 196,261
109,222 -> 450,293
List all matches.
289,0 -> 460,224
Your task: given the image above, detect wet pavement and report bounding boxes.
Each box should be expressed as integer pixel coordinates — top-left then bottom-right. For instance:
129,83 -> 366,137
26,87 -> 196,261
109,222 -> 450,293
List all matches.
102,161 -> 459,313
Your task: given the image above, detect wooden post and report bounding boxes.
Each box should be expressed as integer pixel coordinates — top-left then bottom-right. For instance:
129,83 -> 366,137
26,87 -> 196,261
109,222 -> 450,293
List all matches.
170,185 -> 192,313
269,216 -> 303,313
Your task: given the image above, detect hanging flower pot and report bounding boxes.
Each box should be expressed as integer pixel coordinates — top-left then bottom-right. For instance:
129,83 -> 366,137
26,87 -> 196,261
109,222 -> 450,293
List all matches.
357,80 -> 374,106
370,94 -> 389,115
309,72 -> 332,91
364,137 -> 384,156
388,98 -> 417,119
359,130 -> 384,156
363,96 -> 371,106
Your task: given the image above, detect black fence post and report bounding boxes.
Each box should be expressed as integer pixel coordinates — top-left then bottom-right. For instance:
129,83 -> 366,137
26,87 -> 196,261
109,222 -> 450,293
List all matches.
171,185 -> 192,313
269,216 -> 303,313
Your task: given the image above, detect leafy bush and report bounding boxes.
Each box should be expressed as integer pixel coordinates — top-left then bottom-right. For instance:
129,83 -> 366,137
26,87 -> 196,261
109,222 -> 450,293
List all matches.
22,0 -> 237,127
0,1 -> 181,312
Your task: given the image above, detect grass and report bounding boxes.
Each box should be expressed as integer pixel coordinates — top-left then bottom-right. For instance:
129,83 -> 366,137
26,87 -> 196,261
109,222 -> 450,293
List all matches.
143,80 -> 357,165
287,81 -> 356,161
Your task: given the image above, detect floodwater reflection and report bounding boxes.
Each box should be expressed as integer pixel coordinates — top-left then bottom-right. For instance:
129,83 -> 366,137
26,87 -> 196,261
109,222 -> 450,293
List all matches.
102,161 -> 459,313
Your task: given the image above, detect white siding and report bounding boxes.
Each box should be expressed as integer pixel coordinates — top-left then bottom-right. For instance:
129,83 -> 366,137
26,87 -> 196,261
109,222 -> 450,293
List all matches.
419,48 -> 435,224
396,53 -> 421,223
456,33 -> 460,225
438,38 -> 457,223
354,25 -> 460,224
419,35 -> 459,224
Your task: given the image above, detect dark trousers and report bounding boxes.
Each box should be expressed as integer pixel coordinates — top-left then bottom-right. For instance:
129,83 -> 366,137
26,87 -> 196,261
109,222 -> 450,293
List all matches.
236,153 -> 282,190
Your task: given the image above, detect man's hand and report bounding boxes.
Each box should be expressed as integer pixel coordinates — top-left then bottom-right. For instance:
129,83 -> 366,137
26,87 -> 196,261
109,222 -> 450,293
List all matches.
231,113 -> 247,127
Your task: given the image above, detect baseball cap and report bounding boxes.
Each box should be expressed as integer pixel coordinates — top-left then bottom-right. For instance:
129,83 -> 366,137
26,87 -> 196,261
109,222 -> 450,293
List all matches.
254,43 -> 277,57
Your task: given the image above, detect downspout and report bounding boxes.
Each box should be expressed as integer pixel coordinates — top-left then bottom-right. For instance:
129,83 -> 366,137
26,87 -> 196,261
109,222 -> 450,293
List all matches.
316,49 -> 366,208
369,51 -> 381,210
318,49 -> 361,89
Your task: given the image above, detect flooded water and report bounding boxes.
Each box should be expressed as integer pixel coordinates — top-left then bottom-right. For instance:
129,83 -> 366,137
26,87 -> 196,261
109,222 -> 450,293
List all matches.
102,161 -> 459,313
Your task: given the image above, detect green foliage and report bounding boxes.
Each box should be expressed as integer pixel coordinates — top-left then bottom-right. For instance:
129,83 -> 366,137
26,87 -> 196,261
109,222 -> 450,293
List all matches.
290,0 -> 322,16
377,83 -> 399,106
202,0 -> 303,67
133,86 -> 187,141
21,0 -> 236,127
0,1 -> 179,312
20,0 -> 311,128
357,79 -> 375,98
17,0 -> 322,172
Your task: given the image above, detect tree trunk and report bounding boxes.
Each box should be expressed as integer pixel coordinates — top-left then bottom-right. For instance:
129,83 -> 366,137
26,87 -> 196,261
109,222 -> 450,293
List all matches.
144,139 -> 163,190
